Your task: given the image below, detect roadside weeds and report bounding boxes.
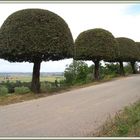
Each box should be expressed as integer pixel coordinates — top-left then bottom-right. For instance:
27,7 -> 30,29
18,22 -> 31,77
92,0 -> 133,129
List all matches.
93,100 -> 140,137
0,74 -> 134,106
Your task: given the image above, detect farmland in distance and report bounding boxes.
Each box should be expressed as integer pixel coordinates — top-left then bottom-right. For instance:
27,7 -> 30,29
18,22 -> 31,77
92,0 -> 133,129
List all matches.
0,72 -> 64,83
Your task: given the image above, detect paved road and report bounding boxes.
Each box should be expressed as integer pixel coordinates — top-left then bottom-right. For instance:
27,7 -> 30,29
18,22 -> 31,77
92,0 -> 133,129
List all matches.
0,75 -> 140,137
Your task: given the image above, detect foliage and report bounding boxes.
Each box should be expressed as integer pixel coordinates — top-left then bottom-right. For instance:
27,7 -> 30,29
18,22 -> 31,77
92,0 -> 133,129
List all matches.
104,63 -> 120,75
3,81 -> 15,93
40,81 -> 69,93
88,64 -> 94,74
40,81 -> 52,93
0,86 -> 8,96
0,9 -> 74,62
100,63 -> 133,78
76,62 -> 89,82
74,28 -> 118,61
124,63 -> 133,74
14,86 -> 31,94
88,63 -> 120,80
64,61 -> 134,85
100,63 -> 120,78
0,80 -> 31,93
136,42 -> 140,61
64,60 -> 89,85
115,37 -> 139,62
0,8 -> 74,93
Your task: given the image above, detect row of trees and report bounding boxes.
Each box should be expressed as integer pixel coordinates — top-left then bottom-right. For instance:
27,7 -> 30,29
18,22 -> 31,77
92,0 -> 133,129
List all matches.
64,61 -> 135,85
75,29 -> 140,80
0,8 -> 139,93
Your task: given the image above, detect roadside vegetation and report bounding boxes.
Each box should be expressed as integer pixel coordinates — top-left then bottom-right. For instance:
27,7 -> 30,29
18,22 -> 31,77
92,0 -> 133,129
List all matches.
0,9 -> 140,104
0,8 -> 140,137
0,8 -> 140,95
0,61 -> 138,105
93,101 -> 140,137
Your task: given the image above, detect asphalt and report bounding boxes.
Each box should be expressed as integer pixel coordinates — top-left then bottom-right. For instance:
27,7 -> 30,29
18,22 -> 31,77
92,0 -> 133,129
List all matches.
0,75 -> 140,137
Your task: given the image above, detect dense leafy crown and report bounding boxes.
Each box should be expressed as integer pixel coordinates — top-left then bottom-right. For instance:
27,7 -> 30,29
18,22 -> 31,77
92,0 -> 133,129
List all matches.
135,42 -> 140,61
0,9 -> 74,62
116,37 -> 139,62
136,42 -> 140,47
74,28 -> 118,61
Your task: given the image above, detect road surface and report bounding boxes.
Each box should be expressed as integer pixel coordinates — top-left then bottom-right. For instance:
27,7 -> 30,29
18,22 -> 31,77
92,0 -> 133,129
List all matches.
0,75 -> 140,137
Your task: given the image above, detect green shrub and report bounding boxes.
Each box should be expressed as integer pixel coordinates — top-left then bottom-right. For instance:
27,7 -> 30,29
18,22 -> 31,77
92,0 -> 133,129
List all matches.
86,73 -> 94,82
0,86 -> 8,96
1,81 -> 31,93
124,63 -> 133,74
4,81 -> 15,93
41,82 -> 49,93
14,86 -> 30,94
64,60 -> 89,85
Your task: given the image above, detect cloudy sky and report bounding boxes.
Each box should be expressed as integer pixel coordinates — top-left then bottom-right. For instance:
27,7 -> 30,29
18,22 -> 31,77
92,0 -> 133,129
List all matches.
0,2 -> 140,72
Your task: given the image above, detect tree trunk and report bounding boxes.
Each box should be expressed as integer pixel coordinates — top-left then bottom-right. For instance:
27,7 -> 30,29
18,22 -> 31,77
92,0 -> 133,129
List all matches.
119,61 -> 125,76
93,60 -> 100,80
31,61 -> 41,93
131,61 -> 137,74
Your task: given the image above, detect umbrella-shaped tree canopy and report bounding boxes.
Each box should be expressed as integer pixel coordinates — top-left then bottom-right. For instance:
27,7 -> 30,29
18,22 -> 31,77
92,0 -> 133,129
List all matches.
116,37 -> 138,62
75,28 -> 118,80
0,9 -> 74,62
0,9 -> 74,93
115,37 -> 139,75
75,28 -> 118,61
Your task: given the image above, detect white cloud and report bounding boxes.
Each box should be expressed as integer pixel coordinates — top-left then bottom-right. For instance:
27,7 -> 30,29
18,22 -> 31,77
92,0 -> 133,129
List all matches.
0,3 -> 139,72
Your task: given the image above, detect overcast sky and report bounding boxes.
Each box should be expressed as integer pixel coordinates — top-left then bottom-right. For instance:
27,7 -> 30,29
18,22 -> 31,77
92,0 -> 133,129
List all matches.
0,3 -> 140,72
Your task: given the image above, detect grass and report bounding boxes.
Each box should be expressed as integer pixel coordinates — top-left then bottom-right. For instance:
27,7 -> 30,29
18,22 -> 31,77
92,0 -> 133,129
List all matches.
93,101 -> 140,137
0,93 -> 47,106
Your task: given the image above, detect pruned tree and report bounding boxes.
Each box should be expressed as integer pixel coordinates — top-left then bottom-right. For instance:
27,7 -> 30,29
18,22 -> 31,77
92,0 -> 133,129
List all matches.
75,28 -> 118,80
0,9 -> 74,93
136,42 -> 140,62
116,37 -> 139,75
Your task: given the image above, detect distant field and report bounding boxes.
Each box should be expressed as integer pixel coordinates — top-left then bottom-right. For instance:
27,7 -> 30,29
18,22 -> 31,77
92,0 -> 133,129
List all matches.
0,76 -> 64,83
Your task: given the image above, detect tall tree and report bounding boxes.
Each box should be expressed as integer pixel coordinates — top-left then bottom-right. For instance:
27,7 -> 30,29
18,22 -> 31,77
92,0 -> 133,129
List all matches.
116,37 -> 139,75
136,42 -> 140,70
75,28 -> 118,80
0,9 -> 74,93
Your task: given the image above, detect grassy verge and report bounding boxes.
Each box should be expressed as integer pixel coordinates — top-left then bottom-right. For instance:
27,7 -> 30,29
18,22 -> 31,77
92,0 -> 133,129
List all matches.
93,101 -> 140,137
0,75 -> 128,106
0,93 -> 48,106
